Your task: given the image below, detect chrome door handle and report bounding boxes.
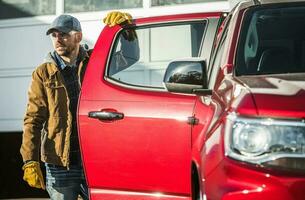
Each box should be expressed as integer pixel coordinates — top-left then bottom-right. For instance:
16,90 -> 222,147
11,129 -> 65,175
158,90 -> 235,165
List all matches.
88,111 -> 124,120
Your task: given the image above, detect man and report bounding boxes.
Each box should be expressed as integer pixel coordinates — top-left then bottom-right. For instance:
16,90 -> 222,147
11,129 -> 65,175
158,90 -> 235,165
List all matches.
20,11 -> 132,200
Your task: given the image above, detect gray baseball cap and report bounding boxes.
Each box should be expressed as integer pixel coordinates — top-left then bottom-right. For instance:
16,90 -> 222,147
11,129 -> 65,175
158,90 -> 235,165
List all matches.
46,14 -> 82,35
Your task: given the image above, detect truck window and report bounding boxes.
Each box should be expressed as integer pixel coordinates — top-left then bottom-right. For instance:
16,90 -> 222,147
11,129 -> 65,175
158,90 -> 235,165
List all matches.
107,21 -> 207,88
208,24 -> 228,89
236,4 -> 305,75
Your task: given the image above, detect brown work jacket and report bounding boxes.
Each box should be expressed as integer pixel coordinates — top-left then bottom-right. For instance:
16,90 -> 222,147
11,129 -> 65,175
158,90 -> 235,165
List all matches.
20,47 -> 90,167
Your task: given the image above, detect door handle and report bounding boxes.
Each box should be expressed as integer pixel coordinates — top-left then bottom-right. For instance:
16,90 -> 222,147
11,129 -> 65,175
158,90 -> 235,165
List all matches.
88,111 -> 124,120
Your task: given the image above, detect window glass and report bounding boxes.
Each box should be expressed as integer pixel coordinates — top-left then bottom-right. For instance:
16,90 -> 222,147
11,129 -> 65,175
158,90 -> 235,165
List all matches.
108,21 -> 206,88
208,31 -> 226,89
151,0 -> 223,6
65,0 -> 142,13
0,0 -> 55,19
207,14 -> 230,89
207,14 -> 230,72
236,5 -> 305,75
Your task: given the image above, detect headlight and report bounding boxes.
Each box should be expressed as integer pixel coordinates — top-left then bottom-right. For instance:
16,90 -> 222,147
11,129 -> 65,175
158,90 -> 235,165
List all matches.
225,114 -> 305,173
232,124 -> 272,157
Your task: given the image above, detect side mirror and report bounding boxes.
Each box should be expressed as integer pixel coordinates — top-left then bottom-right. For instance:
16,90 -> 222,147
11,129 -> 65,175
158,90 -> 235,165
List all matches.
163,59 -> 210,94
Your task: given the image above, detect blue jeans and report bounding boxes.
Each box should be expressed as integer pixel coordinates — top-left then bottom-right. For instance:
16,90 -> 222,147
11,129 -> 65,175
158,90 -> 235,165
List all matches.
45,164 -> 88,200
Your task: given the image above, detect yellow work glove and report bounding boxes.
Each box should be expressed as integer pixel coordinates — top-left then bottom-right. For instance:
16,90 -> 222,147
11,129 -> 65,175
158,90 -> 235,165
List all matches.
22,161 -> 45,190
103,11 -> 132,27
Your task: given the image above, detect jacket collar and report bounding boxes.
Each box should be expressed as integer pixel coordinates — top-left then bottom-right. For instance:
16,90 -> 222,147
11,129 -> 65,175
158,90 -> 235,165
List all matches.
45,45 -> 89,75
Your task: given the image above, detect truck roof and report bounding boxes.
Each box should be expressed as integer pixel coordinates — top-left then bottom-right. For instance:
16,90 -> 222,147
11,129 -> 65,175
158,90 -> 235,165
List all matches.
230,0 -> 305,10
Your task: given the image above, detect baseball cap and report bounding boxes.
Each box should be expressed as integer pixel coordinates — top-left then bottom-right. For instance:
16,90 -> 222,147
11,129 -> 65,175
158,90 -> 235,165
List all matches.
46,14 -> 82,35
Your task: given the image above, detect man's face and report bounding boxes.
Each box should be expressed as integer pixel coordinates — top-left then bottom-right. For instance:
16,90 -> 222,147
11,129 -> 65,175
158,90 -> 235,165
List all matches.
50,31 -> 81,57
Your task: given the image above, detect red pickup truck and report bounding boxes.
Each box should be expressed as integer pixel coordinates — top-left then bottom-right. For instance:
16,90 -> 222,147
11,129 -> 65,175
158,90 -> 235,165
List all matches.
78,0 -> 305,199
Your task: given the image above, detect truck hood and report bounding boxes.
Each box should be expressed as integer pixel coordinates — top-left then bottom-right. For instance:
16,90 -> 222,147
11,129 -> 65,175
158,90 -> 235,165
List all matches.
237,73 -> 305,119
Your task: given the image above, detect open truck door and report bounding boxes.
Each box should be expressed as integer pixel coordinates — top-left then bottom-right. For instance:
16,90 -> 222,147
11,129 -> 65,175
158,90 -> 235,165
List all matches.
78,12 -> 222,200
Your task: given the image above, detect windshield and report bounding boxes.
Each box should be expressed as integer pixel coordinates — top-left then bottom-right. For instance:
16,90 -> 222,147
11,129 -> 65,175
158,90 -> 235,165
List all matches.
235,4 -> 305,75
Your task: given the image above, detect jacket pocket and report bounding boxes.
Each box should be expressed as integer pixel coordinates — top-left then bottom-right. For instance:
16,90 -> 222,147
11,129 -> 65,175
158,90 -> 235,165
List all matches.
45,79 -> 64,88
42,117 -> 65,157
44,80 -> 68,116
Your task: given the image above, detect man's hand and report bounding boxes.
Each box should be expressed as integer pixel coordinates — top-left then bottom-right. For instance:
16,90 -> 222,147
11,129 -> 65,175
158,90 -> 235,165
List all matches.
22,161 -> 45,190
103,11 -> 132,27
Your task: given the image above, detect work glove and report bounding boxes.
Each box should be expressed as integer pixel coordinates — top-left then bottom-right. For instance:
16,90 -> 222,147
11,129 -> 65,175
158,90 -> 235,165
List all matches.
103,11 -> 133,27
22,161 -> 45,190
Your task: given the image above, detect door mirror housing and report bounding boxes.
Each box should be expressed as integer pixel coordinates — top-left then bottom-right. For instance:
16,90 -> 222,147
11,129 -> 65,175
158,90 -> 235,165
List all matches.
163,59 -> 208,94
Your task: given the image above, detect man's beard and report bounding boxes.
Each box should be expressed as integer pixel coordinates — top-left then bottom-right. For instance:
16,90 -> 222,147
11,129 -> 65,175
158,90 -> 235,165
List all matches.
57,49 -> 70,57
56,46 -> 74,57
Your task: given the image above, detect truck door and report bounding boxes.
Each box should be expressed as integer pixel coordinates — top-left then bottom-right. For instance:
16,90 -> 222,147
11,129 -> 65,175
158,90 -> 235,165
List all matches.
78,13 -> 221,199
